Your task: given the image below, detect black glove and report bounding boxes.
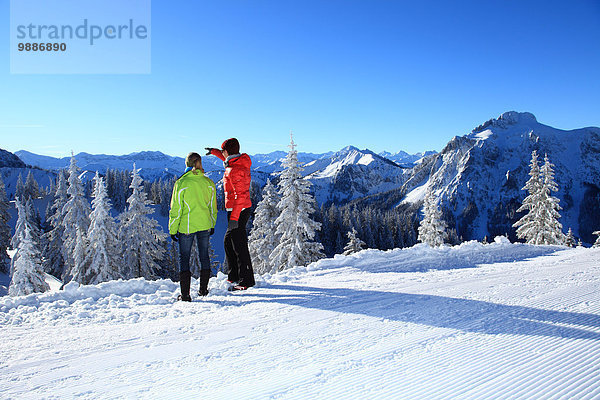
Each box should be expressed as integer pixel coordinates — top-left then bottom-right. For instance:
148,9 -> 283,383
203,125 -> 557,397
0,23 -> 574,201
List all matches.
210,228 -> 215,236
205,147 -> 218,156
170,234 -> 178,242
227,219 -> 239,231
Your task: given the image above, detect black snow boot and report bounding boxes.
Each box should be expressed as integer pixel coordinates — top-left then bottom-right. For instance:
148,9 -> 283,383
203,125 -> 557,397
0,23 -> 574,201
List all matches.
178,271 -> 192,302
198,269 -> 210,297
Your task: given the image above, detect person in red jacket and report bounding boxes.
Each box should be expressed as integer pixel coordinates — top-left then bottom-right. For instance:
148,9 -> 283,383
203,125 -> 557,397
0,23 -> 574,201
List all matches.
206,138 -> 255,290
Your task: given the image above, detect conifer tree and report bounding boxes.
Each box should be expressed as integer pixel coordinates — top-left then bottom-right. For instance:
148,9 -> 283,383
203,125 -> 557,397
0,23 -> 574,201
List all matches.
343,227 -> 367,255
593,231 -> 600,248
70,227 -> 88,284
167,241 -> 179,281
249,179 -> 281,274
270,134 -> 324,271
538,154 -> 564,244
11,197 -> 40,267
15,173 -> 25,201
61,156 -> 91,281
47,176 -> 56,198
565,228 -> 576,248
83,173 -> 122,284
0,175 -> 11,274
417,188 -> 447,247
43,170 -> 68,278
118,164 -> 166,279
8,225 -> 49,296
25,198 -> 43,248
513,151 -> 542,244
24,171 -> 40,200
513,152 -> 564,245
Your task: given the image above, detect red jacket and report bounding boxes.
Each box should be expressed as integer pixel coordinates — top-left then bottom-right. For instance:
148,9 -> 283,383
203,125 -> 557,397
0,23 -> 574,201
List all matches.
210,149 -> 252,221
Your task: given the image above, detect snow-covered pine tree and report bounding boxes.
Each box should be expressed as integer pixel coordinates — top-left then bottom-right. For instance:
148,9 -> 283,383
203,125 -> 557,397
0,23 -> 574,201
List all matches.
61,156 -> 91,281
270,134 -> 325,271
118,164 -> 166,279
8,224 -> 49,296
513,151 -> 564,245
43,170 -> 68,278
513,151 -> 542,243
593,231 -> 600,248
565,228 -> 576,248
24,171 -> 41,200
166,241 -> 179,281
25,198 -> 43,248
11,197 -> 42,269
44,201 -> 53,230
343,227 -> 367,255
0,175 -> 11,274
248,179 -> 281,274
537,154 -> 564,245
47,175 -> 55,198
15,173 -> 25,201
82,172 -> 122,284
69,227 -> 88,284
417,188 -> 447,247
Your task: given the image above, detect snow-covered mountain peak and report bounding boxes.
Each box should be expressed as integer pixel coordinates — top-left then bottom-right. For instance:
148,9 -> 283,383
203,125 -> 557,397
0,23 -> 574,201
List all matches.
308,146 -> 397,179
471,111 -> 538,136
399,111 -> 600,243
339,145 -> 360,153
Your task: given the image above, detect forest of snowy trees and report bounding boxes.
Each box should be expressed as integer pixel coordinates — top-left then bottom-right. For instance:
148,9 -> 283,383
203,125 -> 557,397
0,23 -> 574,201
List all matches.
1,145 -> 597,296
3,159 -> 183,296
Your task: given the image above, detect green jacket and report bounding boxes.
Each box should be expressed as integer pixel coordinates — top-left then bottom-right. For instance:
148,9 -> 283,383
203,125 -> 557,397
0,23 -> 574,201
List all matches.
169,170 -> 217,234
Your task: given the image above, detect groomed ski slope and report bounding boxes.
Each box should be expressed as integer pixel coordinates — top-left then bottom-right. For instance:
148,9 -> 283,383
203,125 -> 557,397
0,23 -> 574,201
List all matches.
2,239 -> 600,399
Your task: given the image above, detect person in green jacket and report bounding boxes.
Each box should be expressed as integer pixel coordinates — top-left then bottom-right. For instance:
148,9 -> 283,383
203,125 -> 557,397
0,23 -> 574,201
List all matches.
169,152 -> 218,301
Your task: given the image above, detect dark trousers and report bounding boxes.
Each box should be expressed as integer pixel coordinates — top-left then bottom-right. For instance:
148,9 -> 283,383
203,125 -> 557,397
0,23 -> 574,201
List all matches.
225,208 -> 255,287
178,230 -> 210,273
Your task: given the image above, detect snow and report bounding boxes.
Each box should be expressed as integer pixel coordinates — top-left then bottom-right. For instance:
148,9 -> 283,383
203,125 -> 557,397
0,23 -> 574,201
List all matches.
472,128 -> 493,140
401,181 -> 429,204
357,153 -> 375,165
2,241 -> 600,399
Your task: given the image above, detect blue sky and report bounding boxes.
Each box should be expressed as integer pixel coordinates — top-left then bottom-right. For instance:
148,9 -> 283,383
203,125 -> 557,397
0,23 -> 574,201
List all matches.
1,0 -> 599,158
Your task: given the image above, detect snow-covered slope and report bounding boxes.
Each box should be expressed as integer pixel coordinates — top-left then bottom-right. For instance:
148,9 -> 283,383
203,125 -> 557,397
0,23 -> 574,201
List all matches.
0,167 -> 56,199
1,242 -> 599,399
399,111 -> 600,243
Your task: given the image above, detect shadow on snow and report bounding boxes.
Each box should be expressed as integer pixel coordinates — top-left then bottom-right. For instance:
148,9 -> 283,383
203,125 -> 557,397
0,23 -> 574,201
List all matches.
218,284 -> 600,341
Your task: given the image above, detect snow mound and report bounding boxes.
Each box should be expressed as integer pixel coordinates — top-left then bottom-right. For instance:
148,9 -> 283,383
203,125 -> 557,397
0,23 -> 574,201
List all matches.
0,278 -> 179,325
303,237 -> 564,274
0,239 -> 566,325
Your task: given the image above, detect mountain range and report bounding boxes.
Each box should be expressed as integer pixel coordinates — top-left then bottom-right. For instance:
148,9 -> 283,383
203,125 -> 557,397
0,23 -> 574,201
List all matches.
3,111 -> 600,244
12,146 -> 432,204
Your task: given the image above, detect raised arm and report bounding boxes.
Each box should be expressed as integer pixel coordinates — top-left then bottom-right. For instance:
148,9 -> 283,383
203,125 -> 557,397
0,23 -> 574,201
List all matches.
205,147 -> 225,161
